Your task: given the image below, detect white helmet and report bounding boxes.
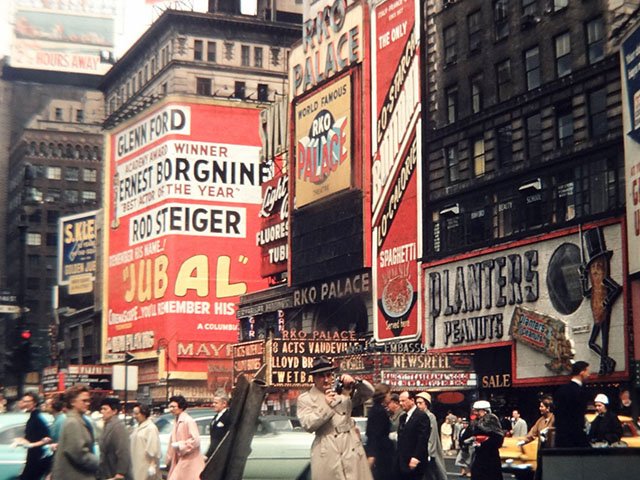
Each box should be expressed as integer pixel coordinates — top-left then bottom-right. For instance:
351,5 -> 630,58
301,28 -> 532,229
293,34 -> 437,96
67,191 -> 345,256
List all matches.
473,400 -> 491,411
594,393 -> 609,405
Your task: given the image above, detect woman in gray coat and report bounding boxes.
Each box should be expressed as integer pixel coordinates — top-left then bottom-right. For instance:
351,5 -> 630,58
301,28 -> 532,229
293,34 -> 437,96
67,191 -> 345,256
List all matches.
52,385 -> 99,480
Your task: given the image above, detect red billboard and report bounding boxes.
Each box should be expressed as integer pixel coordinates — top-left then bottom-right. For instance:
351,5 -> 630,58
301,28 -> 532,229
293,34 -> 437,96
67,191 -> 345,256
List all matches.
103,100 -> 269,377
371,0 -> 422,342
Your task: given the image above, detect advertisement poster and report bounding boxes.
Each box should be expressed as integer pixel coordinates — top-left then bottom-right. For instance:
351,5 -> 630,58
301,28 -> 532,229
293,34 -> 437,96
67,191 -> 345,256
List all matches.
103,99 -> 269,376
371,0 -> 422,342
290,1 -> 363,97
423,224 -> 626,381
11,0 -> 116,74
621,24 -> 640,275
294,75 -> 352,207
58,210 -> 98,295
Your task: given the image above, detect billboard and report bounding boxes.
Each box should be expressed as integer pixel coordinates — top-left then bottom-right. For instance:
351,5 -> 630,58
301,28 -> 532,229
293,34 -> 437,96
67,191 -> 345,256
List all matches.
11,0 -> 116,74
294,74 -> 352,207
423,223 -> 627,381
58,210 -> 98,295
103,99 -> 270,379
290,1 -> 363,97
371,0 -> 422,342
621,24 -> 640,275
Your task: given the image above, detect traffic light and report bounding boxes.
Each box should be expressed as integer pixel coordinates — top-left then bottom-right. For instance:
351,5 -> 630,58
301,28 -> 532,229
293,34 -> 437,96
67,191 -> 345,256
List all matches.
11,330 -> 32,372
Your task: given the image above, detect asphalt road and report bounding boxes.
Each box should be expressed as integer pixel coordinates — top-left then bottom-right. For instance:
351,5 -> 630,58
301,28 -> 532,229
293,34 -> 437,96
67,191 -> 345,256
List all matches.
444,454 -> 523,480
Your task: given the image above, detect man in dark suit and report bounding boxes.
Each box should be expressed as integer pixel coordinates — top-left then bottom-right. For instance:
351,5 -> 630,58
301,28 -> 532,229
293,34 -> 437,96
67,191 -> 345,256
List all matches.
205,394 -> 230,458
396,391 -> 430,480
554,360 -> 590,447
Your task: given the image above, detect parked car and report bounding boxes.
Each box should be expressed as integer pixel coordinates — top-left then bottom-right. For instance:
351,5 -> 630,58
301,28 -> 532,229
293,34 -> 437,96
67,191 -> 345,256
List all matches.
154,410 -> 314,479
500,414 -> 640,479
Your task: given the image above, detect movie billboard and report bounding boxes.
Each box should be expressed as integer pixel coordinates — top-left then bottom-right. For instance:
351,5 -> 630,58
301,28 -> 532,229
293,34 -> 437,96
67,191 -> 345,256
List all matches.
11,0 -> 116,74
294,74 -> 352,207
103,99 -> 269,377
371,0 -> 422,342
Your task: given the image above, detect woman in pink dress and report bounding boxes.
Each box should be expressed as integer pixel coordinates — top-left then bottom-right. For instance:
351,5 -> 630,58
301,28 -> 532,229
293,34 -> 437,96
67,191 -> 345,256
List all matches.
165,395 -> 205,480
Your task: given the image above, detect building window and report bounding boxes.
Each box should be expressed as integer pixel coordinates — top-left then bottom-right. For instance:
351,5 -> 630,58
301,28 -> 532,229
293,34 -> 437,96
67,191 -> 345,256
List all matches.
496,59 -> 512,102
472,137 -> 485,177
64,190 -> 79,203
445,145 -> 460,183
526,112 -> 542,160
468,202 -> 490,245
254,47 -> 263,67
26,233 -> 41,246
76,110 -> 84,122
444,24 -> 457,65
28,255 -> 40,268
55,108 -> 63,121
235,81 -> 246,99
521,183 -> 544,229
494,190 -> 520,238
468,10 -> 482,52
83,168 -> 97,182
496,124 -> 513,165
524,46 -> 541,90
151,58 -> 156,73
258,83 -> 269,101
241,45 -> 250,66
446,86 -> 458,124
553,0 -> 568,11
586,17 -> 604,64
47,211 -> 59,224
589,87 -> 608,138
522,0 -> 537,16
470,74 -> 482,114
46,233 -> 57,247
556,103 -> 573,148
442,213 -> 464,251
553,171 -> 576,223
45,189 -> 61,203
46,166 -> 61,180
65,167 -> 79,181
207,41 -> 217,62
82,191 -> 97,202
138,71 -> 143,89
555,32 -> 572,78
494,0 -> 509,41
194,40 -> 203,60
196,77 -> 212,96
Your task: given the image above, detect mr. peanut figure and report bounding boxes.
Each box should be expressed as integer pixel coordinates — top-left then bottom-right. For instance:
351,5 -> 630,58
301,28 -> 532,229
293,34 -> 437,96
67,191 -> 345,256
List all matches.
579,227 -> 621,375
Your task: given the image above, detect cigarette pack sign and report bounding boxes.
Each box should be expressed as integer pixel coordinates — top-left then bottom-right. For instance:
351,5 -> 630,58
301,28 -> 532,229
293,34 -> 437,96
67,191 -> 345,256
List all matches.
104,100 -> 269,370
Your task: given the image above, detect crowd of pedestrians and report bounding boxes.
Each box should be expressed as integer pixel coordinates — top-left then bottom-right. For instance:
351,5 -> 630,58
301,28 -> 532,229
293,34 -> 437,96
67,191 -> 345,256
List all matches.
6,357 -> 637,480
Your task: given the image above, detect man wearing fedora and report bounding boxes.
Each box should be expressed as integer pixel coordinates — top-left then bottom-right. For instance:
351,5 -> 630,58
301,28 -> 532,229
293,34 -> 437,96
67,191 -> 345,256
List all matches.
297,356 -> 374,480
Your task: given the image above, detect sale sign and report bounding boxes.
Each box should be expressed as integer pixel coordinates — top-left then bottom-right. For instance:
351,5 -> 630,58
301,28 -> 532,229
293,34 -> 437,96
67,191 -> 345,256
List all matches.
103,100 -> 270,373
371,0 -> 422,342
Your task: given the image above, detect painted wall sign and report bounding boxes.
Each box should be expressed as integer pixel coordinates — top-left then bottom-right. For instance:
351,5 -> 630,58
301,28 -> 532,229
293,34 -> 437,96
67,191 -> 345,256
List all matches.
621,25 -> 640,275
422,224 -> 626,381
294,75 -> 352,207
290,1 -> 362,96
380,370 -> 477,390
103,100 -> 269,377
371,0 -> 422,343
292,270 -> 370,306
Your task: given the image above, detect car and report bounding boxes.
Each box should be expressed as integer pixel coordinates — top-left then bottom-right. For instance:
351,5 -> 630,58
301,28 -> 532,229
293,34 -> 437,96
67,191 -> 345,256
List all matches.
154,410 -> 314,479
500,414 -> 640,479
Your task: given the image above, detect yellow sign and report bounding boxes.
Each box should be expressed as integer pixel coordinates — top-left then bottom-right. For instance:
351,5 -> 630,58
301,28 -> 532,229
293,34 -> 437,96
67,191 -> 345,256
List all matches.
69,273 -> 94,294
294,75 -> 352,207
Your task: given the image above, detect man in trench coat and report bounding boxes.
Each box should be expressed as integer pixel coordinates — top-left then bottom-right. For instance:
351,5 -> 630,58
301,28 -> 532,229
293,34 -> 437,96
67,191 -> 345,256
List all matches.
297,356 -> 374,480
